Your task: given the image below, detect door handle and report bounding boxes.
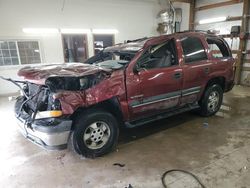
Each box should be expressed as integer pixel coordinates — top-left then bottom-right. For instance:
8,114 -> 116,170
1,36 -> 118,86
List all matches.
173,72 -> 182,79
204,67 -> 210,74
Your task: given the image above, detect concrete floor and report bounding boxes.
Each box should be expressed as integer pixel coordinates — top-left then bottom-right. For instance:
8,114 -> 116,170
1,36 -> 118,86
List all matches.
0,86 -> 250,188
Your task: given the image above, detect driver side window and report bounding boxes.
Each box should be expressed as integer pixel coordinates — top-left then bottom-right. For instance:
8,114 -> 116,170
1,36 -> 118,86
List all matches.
137,39 -> 178,70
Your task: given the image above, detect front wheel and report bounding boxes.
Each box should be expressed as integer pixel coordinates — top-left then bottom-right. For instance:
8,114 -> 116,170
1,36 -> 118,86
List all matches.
198,84 -> 223,117
70,110 -> 119,158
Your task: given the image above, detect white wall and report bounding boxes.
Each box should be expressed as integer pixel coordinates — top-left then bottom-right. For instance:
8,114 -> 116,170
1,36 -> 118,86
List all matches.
0,0 -> 190,95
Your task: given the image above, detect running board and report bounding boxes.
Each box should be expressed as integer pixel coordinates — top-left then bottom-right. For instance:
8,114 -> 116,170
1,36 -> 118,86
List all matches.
125,103 -> 200,128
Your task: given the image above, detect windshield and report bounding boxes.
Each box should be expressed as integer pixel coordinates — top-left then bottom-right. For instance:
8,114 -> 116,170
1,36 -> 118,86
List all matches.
84,50 -> 137,65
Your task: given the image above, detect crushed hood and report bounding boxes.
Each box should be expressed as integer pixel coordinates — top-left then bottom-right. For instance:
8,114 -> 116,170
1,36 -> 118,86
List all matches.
18,62 -> 112,85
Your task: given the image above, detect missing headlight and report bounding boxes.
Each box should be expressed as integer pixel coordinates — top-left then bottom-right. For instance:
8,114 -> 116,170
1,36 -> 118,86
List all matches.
79,78 -> 89,90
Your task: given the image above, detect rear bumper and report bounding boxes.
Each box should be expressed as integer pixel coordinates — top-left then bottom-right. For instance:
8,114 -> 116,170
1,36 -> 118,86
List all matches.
15,98 -> 72,150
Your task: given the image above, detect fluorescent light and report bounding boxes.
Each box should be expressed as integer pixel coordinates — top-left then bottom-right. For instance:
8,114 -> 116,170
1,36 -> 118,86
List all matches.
199,17 -> 227,24
23,28 -> 59,34
61,28 -> 91,34
92,29 -> 118,34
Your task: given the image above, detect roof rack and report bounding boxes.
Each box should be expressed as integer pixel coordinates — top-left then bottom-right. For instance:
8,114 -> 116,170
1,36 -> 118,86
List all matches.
177,30 -> 218,35
126,37 -> 148,43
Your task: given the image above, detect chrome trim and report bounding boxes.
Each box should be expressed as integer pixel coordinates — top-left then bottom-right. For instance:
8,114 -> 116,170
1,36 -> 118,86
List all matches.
132,95 -> 181,108
182,90 -> 200,96
130,86 -> 201,108
16,117 -> 70,149
130,94 -> 144,99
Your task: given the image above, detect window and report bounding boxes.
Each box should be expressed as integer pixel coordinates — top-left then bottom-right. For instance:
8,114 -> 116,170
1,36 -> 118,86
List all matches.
181,37 -> 207,63
62,34 -> 88,63
93,34 -> 114,55
0,40 -> 41,66
137,39 -> 178,70
207,38 -> 230,58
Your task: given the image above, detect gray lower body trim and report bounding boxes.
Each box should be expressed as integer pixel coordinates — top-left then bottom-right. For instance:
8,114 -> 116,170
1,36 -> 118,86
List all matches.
182,86 -> 201,96
130,91 -> 181,108
130,86 -> 201,108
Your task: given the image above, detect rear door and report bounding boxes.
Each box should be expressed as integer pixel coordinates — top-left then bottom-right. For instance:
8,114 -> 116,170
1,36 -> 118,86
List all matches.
128,38 -> 183,119
178,35 -> 211,105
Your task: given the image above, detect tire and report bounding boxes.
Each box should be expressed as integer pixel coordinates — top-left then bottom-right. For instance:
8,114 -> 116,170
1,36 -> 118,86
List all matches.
70,109 -> 119,158
198,84 -> 223,117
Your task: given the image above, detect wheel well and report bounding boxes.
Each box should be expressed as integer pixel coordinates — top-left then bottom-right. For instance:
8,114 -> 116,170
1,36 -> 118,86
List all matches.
205,77 -> 225,91
70,97 -> 124,128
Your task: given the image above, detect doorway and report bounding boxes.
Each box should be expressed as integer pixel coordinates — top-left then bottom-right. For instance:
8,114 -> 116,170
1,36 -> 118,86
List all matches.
62,34 -> 88,63
93,34 -> 114,55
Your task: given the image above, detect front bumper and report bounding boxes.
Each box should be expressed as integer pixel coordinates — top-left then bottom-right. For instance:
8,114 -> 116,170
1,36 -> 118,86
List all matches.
15,99 -> 72,150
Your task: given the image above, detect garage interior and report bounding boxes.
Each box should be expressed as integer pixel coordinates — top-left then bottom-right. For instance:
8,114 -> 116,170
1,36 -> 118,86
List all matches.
0,0 -> 250,187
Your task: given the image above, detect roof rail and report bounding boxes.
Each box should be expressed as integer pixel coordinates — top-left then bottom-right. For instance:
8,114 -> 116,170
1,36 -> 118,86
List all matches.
126,37 -> 148,43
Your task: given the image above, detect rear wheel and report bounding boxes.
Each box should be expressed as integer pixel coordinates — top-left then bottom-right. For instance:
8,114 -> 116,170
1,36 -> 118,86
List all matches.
198,84 -> 223,116
70,109 -> 119,158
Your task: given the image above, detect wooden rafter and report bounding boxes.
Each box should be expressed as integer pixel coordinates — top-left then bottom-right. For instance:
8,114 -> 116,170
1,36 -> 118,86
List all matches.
235,0 -> 250,84
195,0 -> 243,12
170,0 -> 191,3
189,0 -> 195,30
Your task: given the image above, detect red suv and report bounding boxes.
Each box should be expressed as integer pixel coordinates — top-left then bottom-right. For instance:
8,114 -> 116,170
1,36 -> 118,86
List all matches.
7,31 -> 235,157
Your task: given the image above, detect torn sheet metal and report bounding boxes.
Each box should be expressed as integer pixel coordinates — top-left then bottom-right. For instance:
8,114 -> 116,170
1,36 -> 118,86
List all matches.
17,63 -> 112,85
55,70 -> 126,114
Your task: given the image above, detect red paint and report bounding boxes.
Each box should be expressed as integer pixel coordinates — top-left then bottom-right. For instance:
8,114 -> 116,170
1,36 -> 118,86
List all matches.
17,32 -> 235,122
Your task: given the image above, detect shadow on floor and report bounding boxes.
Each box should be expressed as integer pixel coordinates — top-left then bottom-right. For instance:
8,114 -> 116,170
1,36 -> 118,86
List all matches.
118,111 -> 198,144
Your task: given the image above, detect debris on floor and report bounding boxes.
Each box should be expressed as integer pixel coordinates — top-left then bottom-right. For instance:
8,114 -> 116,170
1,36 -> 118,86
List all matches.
203,122 -> 209,127
124,184 -> 133,188
113,163 -> 125,167
56,153 -> 66,165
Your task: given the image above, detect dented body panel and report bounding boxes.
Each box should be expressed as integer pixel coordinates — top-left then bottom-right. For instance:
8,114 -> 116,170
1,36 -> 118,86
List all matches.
6,32 -> 235,150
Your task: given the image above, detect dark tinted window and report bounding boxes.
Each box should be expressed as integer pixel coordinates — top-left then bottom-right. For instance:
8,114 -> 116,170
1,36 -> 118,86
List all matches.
181,37 -> 207,63
138,39 -> 178,70
207,38 -> 230,58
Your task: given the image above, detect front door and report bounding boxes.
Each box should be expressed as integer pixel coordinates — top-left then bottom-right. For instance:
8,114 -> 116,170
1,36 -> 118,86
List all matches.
129,39 -> 183,119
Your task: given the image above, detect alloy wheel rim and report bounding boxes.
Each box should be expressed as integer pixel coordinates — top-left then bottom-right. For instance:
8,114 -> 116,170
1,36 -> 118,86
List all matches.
83,121 -> 111,150
207,91 -> 220,112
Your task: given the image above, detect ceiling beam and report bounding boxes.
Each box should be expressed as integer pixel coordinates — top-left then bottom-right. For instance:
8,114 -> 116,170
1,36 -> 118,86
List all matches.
170,0 -> 191,3
189,0 -> 195,30
195,0 -> 243,12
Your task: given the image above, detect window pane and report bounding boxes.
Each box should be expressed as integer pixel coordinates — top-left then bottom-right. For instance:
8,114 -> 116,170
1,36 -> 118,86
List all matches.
2,50 -> 10,57
207,38 -> 230,58
1,42 -> 8,49
3,57 -> 12,65
10,50 -> 18,57
0,57 -> 3,65
9,42 -> 16,49
138,39 -> 178,69
18,41 -> 41,65
62,34 -> 88,63
12,57 -> 19,65
181,37 -> 207,63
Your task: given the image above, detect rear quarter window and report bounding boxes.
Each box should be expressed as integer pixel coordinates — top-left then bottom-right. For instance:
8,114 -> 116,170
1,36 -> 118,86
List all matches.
207,38 -> 231,58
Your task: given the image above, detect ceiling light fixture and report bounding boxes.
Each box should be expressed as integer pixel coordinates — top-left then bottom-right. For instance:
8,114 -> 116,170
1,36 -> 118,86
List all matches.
22,28 -> 59,34
199,17 -> 227,24
61,28 -> 91,34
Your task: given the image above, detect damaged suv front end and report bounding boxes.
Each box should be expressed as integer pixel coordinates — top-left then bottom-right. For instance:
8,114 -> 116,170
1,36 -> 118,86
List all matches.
14,81 -> 72,150
9,62 -> 115,150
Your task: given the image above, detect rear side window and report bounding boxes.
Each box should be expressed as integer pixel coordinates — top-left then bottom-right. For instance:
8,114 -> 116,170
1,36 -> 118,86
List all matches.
207,38 -> 230,58
181,37 -> 207,63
